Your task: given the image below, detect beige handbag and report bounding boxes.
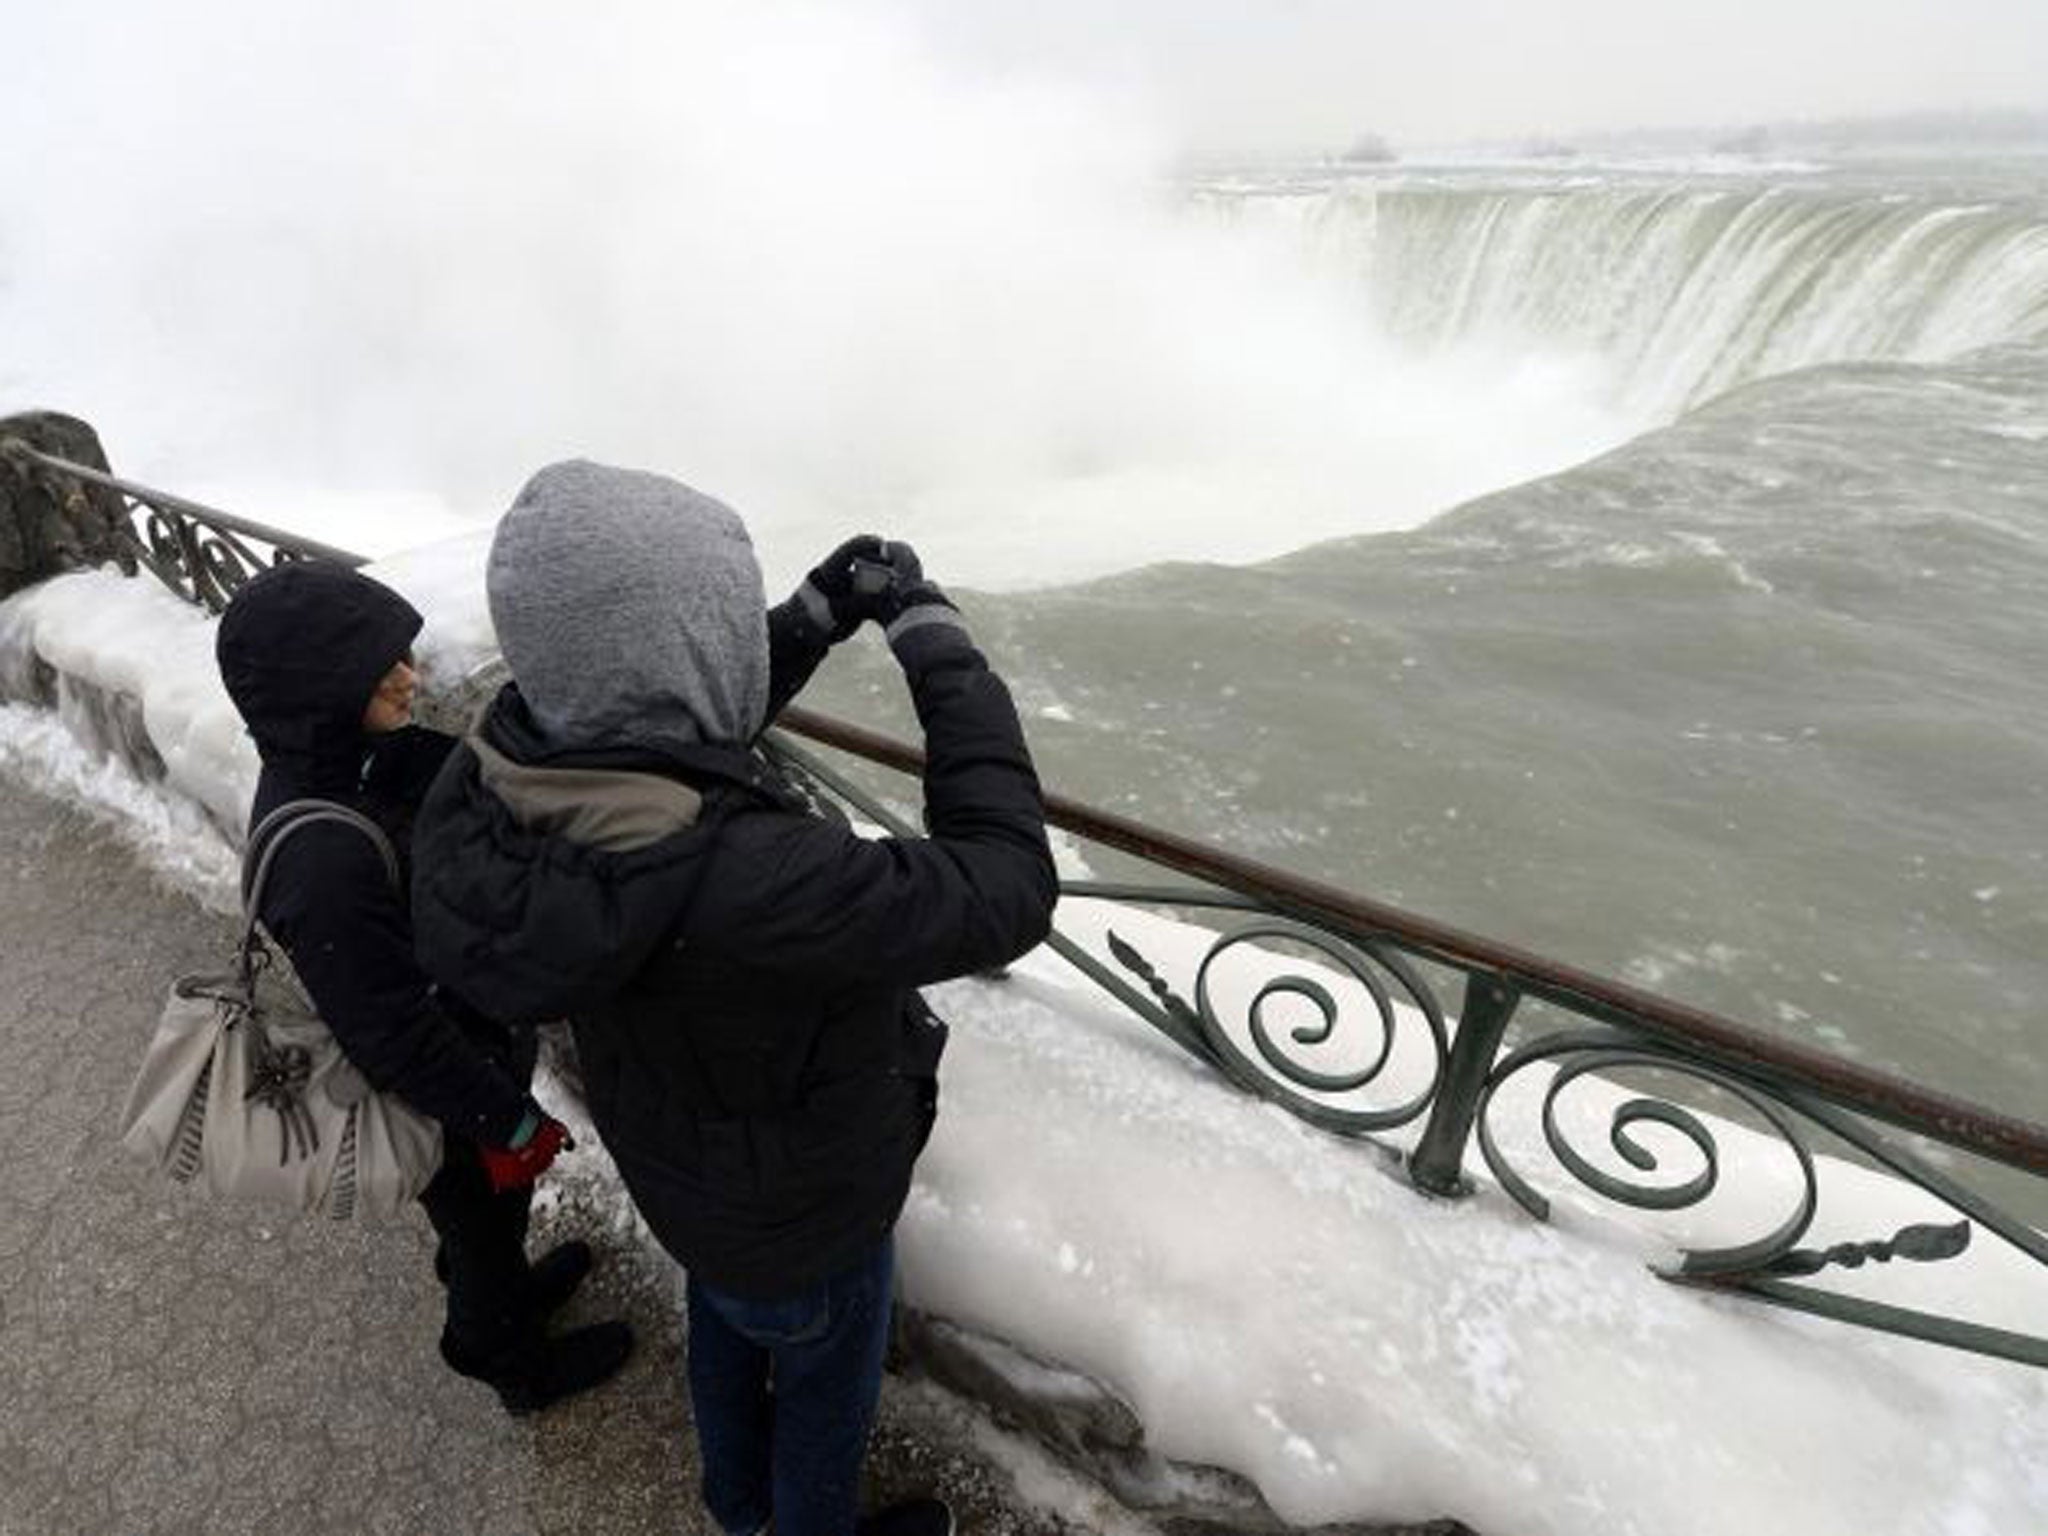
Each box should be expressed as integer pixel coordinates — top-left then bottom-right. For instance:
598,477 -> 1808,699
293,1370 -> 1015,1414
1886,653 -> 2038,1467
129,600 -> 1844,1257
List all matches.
119,800 -> 443,1219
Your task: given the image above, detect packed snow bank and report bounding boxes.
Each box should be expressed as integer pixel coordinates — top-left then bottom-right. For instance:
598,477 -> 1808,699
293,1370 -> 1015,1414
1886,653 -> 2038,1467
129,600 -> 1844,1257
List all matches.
917,909 -> 2048,1534
0,566 -> 255,837
2,558 -> 2044,1536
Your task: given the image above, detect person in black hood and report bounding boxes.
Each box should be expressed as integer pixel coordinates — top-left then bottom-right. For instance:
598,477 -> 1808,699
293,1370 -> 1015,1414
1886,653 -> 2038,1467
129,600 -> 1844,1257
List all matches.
411,462 -> 1058,1536
215,559 -> 632,1416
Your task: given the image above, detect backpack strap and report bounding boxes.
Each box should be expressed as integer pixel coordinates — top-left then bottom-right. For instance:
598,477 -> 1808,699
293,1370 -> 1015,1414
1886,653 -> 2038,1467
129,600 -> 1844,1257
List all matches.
238,800 -> 402,984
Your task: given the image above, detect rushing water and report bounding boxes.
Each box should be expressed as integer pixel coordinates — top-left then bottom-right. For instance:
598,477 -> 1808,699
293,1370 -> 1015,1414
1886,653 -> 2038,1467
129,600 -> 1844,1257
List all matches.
1232,168 -> 2048,416
798,155 -> 2048,1128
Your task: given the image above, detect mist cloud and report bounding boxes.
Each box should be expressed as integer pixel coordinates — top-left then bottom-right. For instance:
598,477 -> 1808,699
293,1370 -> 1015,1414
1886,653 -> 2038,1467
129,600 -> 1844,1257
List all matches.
4,0 -> 1643,584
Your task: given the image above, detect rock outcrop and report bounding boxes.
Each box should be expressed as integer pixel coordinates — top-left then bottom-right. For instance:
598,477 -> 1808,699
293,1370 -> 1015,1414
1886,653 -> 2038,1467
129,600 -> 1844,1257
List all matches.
897,1311 -> 1475,1536
0,412 -> 135,600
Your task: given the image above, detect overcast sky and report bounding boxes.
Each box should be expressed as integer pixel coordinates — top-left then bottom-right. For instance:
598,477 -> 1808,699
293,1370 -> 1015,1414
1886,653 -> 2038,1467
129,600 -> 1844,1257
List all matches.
897,1 -> 2048,154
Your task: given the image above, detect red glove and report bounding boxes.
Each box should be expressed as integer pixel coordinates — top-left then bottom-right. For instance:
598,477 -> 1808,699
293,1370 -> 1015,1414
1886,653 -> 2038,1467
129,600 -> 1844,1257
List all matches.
479,1114 -> 573,1194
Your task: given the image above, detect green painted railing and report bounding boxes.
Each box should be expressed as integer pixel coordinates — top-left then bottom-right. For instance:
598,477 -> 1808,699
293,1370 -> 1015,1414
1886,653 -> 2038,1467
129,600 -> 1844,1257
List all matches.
12,444 -> 2047,1370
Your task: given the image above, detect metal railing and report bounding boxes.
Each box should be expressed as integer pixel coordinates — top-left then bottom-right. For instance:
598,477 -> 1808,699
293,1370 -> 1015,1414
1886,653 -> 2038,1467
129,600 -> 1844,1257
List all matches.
1,441 -> 368,609
11,445 -> 2047,1369
762,710 -> 2048,1370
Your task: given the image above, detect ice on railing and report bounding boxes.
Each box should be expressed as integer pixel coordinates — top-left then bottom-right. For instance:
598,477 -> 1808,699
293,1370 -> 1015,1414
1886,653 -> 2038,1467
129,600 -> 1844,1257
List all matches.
0,567 -> 256,842
2,553 -> 2044,1536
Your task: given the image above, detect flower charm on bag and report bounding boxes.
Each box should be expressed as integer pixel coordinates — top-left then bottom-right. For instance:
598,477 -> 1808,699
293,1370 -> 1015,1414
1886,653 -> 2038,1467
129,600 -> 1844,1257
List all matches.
244,1037 -> 318,1165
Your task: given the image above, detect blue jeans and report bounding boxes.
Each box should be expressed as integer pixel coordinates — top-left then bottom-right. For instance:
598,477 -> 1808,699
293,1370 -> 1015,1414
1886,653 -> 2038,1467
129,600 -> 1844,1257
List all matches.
687,1237 -> 895,1536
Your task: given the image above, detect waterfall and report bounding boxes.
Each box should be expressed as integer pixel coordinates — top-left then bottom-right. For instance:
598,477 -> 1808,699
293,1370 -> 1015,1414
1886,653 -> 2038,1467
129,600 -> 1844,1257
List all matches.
1215,180 -> 2048,419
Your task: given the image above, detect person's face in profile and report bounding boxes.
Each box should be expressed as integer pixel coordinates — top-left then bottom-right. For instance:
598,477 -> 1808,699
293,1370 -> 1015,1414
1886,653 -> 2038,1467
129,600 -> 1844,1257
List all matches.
362,655 -> 418,733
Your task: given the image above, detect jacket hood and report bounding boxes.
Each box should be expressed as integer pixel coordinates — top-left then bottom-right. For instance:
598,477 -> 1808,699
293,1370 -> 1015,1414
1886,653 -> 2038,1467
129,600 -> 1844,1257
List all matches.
487,459 -> 770,759
216,561 -> 422,781
412,709 -> 717,1025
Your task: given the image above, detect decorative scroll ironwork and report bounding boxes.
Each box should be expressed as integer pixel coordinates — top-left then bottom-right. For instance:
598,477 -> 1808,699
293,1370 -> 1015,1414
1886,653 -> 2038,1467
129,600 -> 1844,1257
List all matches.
1467,1030 -> 2048,1363
1474,1029 -> 1824,1274
1766,1220 -> 1970,1278
4,445 -> 364,612
1102,917 -> 1449,1136
135,504 -> 284,610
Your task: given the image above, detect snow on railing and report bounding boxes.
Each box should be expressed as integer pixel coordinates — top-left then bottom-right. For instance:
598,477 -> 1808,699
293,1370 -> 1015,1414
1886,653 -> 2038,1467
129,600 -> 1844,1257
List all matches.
11,443 -> 2048,1372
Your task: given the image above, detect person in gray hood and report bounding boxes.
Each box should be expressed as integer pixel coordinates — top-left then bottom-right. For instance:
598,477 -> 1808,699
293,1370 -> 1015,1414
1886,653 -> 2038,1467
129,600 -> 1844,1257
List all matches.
411,461 -> 1057,1536
488,460 -> 774,758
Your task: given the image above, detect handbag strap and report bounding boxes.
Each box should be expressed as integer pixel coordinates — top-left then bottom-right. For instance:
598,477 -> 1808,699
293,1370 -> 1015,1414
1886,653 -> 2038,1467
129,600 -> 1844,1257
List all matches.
239,799 -> 402,980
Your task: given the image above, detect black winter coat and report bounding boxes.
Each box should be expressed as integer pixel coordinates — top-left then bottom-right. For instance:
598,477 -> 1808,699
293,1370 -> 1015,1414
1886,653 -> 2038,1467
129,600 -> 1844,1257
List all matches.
411,609 -> 1057,1297
216,562 -> 534,1148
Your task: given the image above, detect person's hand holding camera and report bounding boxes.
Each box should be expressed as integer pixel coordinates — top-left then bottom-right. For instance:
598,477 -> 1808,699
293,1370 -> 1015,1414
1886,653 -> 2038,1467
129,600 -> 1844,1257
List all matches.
791,534 -> 956,643
794,534 -> 886,642
843,540 -> 955,631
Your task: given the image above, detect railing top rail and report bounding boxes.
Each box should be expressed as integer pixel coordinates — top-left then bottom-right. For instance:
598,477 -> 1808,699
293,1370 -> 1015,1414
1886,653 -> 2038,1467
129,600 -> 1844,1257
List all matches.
0,442 -> 371,570
773,704 -> 2048,1178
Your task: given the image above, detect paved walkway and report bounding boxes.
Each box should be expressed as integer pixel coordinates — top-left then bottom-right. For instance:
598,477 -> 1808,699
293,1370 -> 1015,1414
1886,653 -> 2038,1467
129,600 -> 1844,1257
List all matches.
0,777 -> 1068,1536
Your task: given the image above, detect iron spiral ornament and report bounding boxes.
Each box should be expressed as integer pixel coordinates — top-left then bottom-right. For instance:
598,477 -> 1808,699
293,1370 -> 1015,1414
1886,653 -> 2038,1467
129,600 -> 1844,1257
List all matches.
1111,918 -> 1449,1137
1474,1030 -> 1983,1281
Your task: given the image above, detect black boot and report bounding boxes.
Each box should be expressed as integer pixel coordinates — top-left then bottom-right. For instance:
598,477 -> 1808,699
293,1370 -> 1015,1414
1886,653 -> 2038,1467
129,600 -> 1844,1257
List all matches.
436,1238 -> 594,1321
439,1319 -> 635,1416
858,1498 -> 955,1536
524,1239 -> 594,1317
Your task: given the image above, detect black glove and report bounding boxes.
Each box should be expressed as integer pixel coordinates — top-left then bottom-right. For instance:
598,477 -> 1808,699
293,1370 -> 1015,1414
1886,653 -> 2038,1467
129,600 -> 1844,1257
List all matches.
795,534 -> 887,642
846,539 -> 955,629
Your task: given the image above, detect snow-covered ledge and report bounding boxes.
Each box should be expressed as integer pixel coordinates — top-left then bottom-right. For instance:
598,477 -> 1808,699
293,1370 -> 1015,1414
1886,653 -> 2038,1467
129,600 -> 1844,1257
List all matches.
3,558 -> 2045,1536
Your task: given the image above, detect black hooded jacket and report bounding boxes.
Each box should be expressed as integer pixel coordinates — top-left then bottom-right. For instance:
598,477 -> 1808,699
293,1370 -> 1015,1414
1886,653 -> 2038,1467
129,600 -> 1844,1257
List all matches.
411,610 -> 1058,1298
216,561 -> 533,1147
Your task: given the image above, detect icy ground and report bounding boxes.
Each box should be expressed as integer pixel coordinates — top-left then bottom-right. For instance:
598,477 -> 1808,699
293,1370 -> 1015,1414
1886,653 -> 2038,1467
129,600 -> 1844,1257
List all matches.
2,562 -> 2044,1536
